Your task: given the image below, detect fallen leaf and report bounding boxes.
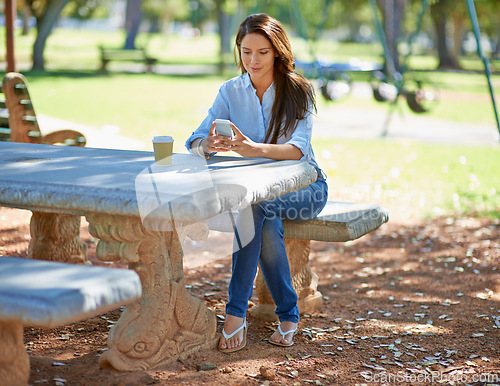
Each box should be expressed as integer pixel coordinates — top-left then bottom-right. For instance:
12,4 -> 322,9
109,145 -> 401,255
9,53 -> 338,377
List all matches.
198,362 -> 217,371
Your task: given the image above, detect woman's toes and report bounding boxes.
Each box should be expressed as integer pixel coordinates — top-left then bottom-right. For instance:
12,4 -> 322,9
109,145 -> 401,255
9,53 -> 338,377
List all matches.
229,337 -> 240,348
218,338 -> 227,350
270,331 -> 281,343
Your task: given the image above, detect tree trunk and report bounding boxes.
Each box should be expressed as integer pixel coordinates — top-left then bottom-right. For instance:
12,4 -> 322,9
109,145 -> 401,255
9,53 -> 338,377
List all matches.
22,5 -> 31,36
452,13 -> 465,58
493,27 -> 500,59
430,1 -> 461,70
392,0 -> 404,71
376,0 -> 405,74
216,0 -> 231,74
123,0 -> 142,49
345,13 -> 359,42
32,0 -> 71,70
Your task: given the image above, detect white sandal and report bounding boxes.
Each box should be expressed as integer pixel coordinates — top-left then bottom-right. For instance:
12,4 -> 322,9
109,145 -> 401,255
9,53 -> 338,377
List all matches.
269,324 -> 297,347
218,318 -> 247,353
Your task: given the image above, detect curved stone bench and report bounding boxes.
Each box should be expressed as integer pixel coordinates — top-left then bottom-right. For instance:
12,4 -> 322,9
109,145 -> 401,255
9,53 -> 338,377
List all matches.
206,201 -> 389,321
0,256 -> 142,385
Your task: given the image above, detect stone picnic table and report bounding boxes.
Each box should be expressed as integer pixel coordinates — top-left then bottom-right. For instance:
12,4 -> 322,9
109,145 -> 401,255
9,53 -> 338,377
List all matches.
0,141 -> 317,371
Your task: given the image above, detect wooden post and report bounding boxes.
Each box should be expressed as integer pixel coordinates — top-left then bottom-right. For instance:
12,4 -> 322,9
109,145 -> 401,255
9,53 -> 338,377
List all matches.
5,0 -> 17,73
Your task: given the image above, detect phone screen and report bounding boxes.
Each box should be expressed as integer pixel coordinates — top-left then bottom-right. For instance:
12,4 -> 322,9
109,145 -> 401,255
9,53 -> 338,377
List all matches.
215,119 -> 233,137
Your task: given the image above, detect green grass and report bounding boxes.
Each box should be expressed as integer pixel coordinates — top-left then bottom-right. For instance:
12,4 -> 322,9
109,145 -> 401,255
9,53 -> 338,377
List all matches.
23,72 -> 225,151
314,139 -> 500,219
1,27 -> 499,219
0,28 -> 221,69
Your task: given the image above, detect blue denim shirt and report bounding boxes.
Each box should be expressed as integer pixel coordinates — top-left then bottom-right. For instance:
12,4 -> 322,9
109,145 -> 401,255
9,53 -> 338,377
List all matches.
185,73 -> 320,170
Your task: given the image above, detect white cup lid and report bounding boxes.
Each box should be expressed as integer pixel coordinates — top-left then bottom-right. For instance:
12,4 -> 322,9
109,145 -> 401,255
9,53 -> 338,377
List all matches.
152,136 -> 174,143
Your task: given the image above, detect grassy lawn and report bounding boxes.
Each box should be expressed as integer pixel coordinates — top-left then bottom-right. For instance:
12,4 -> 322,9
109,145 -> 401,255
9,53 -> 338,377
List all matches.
23,72 -> 224,149
0,27 -> 498,219
316,139 -> 500,220
0,28 -> 221,69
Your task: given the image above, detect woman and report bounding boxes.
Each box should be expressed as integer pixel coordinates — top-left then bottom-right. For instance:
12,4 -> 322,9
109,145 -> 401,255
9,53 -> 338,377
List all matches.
185,13 -> 328,352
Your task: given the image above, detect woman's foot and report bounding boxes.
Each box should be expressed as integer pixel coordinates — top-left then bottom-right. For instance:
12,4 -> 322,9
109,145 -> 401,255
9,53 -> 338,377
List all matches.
269,321 -> 298,347
218,315 -> 247,352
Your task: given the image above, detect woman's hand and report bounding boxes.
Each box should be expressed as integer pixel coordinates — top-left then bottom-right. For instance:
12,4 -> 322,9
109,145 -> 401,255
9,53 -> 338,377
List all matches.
199,121 -> 234,154
202,121 -> 257,156
196,121 -> 303,160
219,123 -> 258,158
221,123 -> 303,160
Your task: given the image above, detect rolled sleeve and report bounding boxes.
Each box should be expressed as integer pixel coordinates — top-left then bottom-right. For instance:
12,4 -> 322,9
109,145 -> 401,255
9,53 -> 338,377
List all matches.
284,113 -> 313,160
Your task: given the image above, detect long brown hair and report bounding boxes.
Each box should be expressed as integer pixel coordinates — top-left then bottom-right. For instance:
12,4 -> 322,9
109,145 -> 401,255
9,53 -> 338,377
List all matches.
234,13 -> 316,144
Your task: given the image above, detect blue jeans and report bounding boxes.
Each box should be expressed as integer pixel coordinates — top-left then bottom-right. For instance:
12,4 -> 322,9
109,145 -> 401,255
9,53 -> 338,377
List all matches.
226,175 -> 328,323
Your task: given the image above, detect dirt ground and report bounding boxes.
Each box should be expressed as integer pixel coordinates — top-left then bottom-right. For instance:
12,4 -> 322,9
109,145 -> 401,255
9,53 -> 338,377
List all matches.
1,206 -> 499,385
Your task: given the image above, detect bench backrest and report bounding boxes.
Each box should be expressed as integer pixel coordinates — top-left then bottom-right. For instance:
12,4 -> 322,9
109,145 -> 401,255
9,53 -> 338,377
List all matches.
1,72 -> 87,147
0,86 -> 9,141
1,73 -> 41,143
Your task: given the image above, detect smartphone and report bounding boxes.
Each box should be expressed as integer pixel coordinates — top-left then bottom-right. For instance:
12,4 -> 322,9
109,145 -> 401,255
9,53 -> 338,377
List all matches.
215,119 -> 233,138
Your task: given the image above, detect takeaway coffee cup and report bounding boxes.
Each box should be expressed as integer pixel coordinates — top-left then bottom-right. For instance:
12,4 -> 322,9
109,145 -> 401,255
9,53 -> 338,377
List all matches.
152,136 -> 174,165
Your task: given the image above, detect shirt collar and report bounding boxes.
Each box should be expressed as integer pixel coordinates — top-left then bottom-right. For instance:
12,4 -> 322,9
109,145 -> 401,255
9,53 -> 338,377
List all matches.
242,73 -> 275,94
243,73 -> 253,88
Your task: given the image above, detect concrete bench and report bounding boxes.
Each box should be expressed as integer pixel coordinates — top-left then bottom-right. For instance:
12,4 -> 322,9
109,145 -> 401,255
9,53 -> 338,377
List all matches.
0,256 -> 142,385
99,46 -> 157,73
206,201 -> 389,321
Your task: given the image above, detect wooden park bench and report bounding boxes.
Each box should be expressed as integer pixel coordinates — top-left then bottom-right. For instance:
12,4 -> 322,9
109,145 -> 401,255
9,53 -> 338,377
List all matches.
1,72 -> 88,264
98,46 -> 157,73
0,256 -> 142,386
1,73 -> 87,146
207,201 -> 389,320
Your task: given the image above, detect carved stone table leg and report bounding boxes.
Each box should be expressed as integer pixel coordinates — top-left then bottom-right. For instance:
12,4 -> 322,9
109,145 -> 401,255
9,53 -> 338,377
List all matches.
0,321 -> 30,386
28,212 -> 87,264
86,214 -> 217,371
250,238 -> 323,321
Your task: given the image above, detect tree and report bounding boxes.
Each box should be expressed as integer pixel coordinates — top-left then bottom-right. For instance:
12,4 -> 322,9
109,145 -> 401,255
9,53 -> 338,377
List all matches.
341,0 -> 379,42
376,0 -> 406,73
473,0 -> 500,59
429,0 -> 463,69
141,0 -> 189,40
123,0 -> 143,49
25,0 -> 73,70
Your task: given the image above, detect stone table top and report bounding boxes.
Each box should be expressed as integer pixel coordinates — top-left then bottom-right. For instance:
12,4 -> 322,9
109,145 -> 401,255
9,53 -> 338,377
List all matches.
0,142 -> 317,223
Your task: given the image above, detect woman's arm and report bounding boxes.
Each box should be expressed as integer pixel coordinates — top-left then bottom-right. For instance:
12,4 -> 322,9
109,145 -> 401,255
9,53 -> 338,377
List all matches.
220,124 -> 303,160
241,142 -> 303,160
192,122 -> 303,160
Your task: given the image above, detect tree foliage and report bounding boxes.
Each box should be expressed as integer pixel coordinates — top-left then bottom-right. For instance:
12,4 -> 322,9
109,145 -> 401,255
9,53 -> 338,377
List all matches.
15,0 -> 500,71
